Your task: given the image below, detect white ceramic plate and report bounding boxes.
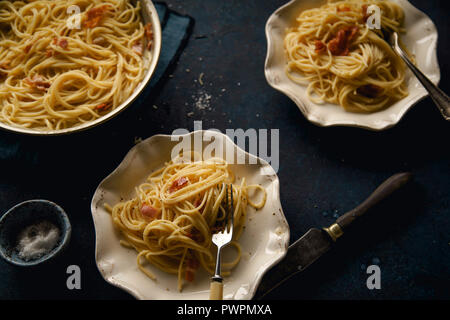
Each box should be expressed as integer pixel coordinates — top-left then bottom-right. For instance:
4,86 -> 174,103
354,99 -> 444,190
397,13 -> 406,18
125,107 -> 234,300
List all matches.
91,130 -> 290,300
265,0 -> 440,130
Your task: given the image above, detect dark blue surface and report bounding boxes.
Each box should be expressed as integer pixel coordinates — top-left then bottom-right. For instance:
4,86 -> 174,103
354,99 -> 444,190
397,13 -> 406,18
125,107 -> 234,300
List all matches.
0,0 -> 448,299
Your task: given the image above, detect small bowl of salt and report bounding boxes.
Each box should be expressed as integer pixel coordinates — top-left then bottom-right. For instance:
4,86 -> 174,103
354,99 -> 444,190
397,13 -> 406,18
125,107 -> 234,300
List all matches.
0,200 -> 71,266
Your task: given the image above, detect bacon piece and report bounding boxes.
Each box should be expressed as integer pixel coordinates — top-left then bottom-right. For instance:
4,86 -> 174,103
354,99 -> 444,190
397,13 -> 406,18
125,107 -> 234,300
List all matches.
357,84 -> 383,98
187,258 -> 199,269
314,40 -> 326,53
327,26 -> 359,56
186,228 -> 202,241
84,5 -> 111,28
51,37 -> 68,50
132,41 -> 143,56
144,22 -> 153,40
185,269 -> 195,282
362,4 -> 370,22
95,103 -> 110,111
58,38 -> 68,49
144,22 -> 153,50
46,48 -> 54,57
169,177 -> 189,193
24,75 -> 51,91
337,5 -> 351,12
140,204 -> 160,219
185,258 -> 200,282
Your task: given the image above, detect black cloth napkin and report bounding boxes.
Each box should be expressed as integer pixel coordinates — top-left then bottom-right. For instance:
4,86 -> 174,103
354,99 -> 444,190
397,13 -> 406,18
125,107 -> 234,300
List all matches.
0,2 -> 194,164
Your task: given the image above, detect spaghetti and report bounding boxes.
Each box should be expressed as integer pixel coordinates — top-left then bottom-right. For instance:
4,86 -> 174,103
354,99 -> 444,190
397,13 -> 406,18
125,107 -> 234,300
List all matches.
0,0 -> 153,130
284,0 -> 409,112
107,155 -> 267,292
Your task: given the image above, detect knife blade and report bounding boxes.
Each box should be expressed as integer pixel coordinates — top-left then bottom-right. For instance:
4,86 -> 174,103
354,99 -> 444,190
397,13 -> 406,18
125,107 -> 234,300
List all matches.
254,172 -> 412,299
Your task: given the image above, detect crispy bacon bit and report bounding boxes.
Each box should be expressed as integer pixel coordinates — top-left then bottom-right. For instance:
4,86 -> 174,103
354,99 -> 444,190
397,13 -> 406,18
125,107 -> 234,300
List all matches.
337,5 -> 351,12
132,41 -> 143,56
24,75 -> 51,91
314,40 -> 326,53
357,84 -> 383,98
327,26 -> 359,56
169,177 -> 189,193
362,4 -> 370,22
187,258 -> 200,270
58,38 -> 68,49
95,103 -> 110,111
144,22 -> 153,50
186,228 -> 202,241
144,22 -> 153,40
141,204 -> 160,219
46,48 -> 54,57
185,269 -> 195,282
185,258 -> 200,282
84,5 -> 111,28
51,37 -> 68,50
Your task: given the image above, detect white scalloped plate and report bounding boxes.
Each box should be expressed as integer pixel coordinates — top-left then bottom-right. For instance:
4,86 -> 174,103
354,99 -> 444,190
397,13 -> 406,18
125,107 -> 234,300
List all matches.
265,0 -> 440,130
91,130 -> 290,300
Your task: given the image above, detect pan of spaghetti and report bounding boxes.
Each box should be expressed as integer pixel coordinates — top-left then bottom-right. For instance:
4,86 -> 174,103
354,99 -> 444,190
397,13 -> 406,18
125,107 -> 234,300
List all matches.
265,0 -> 440,130
91,130 -> 290,300
0,0 -> 161,135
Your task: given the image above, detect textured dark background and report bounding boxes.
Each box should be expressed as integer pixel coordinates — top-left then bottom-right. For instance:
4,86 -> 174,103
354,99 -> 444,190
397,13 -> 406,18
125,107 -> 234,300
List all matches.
0,0 -> 449,300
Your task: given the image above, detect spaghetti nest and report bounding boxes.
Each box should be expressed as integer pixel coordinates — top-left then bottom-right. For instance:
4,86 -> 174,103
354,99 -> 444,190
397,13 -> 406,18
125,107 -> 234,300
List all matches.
284,0 -> 408,112
108,157 -> 267,292
0,0 -> 153,130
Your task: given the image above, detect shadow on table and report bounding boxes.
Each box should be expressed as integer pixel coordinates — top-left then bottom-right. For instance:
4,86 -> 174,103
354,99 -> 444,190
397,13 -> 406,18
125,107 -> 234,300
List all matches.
261,179 -> 450,300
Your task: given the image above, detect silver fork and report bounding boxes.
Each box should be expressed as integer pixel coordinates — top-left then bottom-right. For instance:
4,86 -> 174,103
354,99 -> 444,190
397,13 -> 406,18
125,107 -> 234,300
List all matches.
209,184 -> 234,300
382,29 -> 450,120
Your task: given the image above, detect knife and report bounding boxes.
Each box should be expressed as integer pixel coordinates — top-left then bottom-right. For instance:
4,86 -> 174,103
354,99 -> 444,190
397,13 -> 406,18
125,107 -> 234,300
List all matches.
253,172 -> 412,299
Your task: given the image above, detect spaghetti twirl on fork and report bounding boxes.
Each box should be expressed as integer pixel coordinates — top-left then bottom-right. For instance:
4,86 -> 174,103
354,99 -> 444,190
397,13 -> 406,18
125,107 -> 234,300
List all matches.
106,156 -> 267,292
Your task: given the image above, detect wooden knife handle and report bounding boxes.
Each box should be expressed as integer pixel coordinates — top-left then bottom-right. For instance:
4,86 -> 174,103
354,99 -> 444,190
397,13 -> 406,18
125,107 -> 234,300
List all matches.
336,172 -> 412,231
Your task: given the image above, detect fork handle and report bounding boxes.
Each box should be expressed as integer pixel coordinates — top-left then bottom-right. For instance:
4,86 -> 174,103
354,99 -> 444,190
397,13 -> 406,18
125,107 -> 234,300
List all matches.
209,277 -> 223,300
392,33 -> 450,120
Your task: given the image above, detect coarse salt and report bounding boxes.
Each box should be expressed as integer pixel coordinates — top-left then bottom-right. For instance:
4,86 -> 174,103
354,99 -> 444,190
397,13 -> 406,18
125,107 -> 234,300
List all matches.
16,221 -> 60,261
194,90 -> 212,110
